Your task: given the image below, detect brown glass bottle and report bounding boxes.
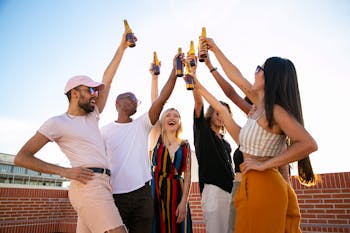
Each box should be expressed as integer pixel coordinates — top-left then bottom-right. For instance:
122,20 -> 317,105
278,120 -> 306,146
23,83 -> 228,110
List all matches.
198,27 -> 208,62
188,40 -> 196,67
176,48 -> 184,77
184,62 -> 194,90
153,51 -> 160,75
123,19 -> 136,48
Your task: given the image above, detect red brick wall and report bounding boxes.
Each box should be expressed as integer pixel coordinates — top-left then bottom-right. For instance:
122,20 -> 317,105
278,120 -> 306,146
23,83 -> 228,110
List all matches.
188,183 -> 206,233
189,172 -> 350,233
0,172 -> 349,233
292,172 -> 350,233
0,187 -> 76,233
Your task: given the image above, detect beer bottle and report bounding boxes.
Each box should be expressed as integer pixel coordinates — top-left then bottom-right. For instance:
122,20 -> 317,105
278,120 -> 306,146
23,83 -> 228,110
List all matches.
153,51 -> 160,75
176,48 -> 184,77
198,27 -> 208,62
188,40 -> 196,67
184,62 -> 194,90
123,19 -> 136,48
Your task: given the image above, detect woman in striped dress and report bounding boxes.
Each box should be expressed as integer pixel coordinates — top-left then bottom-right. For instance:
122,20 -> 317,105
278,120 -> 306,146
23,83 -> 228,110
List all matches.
150,108 -> 193,233
149,55 -> 193,233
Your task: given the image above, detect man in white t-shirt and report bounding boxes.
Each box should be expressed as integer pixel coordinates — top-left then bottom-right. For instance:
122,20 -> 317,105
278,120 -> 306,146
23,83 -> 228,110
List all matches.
101,56 -> 180,233
14,29 -> 130,233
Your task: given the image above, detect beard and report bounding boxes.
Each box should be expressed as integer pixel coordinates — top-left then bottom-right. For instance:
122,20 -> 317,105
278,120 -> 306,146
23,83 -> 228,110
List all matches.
78,99 -> 94,113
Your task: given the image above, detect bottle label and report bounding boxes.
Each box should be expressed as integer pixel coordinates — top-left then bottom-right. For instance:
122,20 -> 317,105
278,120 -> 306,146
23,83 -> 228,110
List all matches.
189,58 -> 196,67
176,58 -> 184,77
184,74 -> 194,90
198,44 -> 208,62
153,64 -> 160,75
126,33 -> 136,47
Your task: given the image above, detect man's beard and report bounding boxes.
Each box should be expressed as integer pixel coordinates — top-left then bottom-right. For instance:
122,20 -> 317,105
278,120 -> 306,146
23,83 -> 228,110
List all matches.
78,99 -> 94,113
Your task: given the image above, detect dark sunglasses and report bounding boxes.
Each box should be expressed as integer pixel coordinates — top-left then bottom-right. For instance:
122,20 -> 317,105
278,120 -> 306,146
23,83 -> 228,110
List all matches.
75,86 -> 99,96
255,65 -> 264,74
88,87 -> 99,96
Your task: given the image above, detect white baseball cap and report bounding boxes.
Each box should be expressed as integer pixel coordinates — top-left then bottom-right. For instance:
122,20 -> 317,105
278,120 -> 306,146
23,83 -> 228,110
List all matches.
64,75 -> 105,94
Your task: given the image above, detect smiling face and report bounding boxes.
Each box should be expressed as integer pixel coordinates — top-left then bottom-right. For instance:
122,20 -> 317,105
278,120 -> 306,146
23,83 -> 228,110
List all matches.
74,85 -> 99,113
160,108 -> 183,136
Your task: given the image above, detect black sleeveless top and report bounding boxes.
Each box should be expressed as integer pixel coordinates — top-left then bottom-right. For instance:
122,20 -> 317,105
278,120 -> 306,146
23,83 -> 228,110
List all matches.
233,146 -> 244,173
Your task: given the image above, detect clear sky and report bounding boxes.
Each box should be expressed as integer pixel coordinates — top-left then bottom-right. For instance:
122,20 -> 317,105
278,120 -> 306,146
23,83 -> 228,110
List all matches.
1,0 -> 349,176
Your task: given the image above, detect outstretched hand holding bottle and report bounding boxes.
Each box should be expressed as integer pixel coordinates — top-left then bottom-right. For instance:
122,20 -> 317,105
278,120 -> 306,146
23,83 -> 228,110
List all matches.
150,56 -> 161,103
151,51 -> 161,76
123,19 -> 137,48
199,36 -> 218,53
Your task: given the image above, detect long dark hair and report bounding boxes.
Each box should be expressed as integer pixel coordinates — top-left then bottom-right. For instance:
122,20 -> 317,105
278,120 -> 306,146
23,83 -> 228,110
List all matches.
263,57 -> 316,186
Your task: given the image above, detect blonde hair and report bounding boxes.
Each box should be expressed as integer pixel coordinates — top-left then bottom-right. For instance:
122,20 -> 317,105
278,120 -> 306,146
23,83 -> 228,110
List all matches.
160,108 -> 183,140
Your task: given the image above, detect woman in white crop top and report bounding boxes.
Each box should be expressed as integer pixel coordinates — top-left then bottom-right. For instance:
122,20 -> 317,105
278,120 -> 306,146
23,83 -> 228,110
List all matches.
191,37 -> 318,233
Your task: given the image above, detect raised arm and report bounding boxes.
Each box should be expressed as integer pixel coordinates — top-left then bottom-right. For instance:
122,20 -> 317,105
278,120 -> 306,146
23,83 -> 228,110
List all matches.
192,85 -> 204,118
203,37 -> 257,104
148,54 -> 180,125
150,62 -> 160,103
96,28 -> 129,113
192,73 -> 241,144
187,55 -> 204,118
149,62 -> 162,150
204,55 -> 251,114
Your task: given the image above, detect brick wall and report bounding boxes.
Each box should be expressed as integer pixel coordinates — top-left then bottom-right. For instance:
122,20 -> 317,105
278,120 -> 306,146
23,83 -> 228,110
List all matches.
292,172 -> 350,233
0,187 -> 76,233
0,172 -> 349,233
189,172 -> 350,233
188,183 -> 205,233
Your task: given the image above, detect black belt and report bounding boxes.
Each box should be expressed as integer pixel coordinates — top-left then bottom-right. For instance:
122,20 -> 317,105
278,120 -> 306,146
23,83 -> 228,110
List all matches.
88,167 -> 111,176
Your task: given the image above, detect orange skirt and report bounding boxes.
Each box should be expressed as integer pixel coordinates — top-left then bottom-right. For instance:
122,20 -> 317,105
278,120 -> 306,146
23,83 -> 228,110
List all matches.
234,168 -> 301,233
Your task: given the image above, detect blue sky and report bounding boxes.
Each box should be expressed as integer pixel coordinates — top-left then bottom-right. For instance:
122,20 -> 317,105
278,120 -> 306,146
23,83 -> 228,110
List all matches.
1,0 -> 349,176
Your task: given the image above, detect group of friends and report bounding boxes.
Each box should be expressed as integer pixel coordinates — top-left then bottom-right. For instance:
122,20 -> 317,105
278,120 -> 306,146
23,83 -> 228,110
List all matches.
15,24 -> 318,233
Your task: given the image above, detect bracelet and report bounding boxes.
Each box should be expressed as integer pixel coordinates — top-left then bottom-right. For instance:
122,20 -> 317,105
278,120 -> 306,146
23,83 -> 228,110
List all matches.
210,67 -> 217,73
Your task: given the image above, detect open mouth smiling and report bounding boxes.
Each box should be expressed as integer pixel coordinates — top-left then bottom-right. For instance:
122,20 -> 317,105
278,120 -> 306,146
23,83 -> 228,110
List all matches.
167,120 -> 176,126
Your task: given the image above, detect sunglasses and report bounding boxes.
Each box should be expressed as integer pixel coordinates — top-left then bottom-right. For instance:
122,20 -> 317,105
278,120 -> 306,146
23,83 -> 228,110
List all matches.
88,87 -> 99,96
88,87 -> 98,96
75,86 -> 99,96
255,65 -> 264,74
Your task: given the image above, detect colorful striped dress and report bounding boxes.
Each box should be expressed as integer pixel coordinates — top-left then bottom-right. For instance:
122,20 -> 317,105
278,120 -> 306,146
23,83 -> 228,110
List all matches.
151,137 -> 193,233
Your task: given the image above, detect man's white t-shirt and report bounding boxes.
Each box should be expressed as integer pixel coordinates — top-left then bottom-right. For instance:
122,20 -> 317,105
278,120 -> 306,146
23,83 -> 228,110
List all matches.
38,107 -> 108,168
101,112 -> 153,194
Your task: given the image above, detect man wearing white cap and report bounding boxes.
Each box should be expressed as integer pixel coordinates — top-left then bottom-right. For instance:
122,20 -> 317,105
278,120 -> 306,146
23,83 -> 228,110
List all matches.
14,29 -> 130,233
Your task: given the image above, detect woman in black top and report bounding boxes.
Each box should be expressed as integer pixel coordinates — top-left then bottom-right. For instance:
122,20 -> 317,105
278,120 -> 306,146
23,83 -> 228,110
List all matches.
192,55 -> 234,233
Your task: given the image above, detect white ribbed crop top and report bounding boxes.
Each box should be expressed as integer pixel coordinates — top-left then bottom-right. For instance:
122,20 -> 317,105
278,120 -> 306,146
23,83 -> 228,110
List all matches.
239,114 -> 286,157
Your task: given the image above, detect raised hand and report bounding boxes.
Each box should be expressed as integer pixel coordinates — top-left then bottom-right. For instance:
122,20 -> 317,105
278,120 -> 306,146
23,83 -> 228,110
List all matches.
200,37 -> 217,51
149,61 -> 162,77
